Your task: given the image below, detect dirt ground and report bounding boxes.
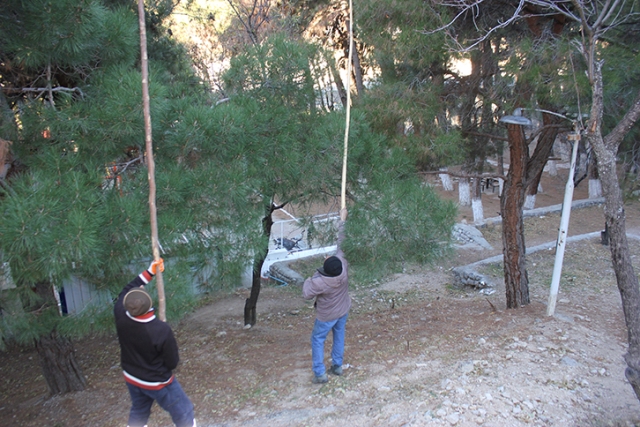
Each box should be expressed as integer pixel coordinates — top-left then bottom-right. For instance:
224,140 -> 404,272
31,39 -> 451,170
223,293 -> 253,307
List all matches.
2,166 -> 640,427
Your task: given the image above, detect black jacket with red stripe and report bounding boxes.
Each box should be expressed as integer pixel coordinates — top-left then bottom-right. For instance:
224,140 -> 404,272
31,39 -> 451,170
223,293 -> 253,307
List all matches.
114,270 -> 179,388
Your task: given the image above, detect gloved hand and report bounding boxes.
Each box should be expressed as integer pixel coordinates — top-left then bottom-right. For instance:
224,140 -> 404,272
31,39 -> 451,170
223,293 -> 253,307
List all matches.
148,258 -> 165,275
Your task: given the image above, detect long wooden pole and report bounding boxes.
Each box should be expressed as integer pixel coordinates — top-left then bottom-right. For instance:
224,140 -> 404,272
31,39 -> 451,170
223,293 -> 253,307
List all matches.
341,0 -> 353,211
137,0 -> 166,321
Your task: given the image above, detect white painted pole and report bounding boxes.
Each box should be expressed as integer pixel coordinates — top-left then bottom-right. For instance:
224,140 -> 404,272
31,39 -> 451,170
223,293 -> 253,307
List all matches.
547,131 -> 581,316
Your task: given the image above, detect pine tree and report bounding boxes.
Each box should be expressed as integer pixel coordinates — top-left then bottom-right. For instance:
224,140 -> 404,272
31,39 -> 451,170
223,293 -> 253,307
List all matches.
217,32 -> 457,325
0,0 -> 459,395
0,0 -> 206,394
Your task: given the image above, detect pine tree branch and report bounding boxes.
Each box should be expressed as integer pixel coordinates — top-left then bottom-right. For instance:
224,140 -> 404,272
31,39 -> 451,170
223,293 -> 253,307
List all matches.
420,170 -> 506,180
1,87 -> 84,99
464,130 -> 508,142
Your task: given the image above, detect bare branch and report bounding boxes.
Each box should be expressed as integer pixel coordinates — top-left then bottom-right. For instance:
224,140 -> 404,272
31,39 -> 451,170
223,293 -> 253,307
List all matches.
1,86 -> 84,99
419,169 -> 507,181
604,89 -> 640,150
420,0 -> 527,52
429,0 -> 640,55
464,130 -> 508,142
526,0 -> 582,22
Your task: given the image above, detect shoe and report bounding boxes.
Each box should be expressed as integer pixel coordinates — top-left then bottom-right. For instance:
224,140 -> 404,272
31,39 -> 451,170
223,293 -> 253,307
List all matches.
330,365 -> 343,376
312,373 -> 328,384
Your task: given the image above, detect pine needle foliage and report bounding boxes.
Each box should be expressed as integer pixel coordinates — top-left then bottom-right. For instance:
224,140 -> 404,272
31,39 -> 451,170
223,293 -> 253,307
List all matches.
0,0 -> 205,348
0,0 -> 459,354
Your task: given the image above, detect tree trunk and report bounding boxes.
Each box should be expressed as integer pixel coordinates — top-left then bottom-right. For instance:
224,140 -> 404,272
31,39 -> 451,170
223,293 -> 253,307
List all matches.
243,258 -> 263,328
589,178 -> 603,198
458,177 -> 471,206
548,159 -> 557,176
329,58 -> 347,110
35,331 -> 86,395
346,20 -> 364,98
501,123 -> 530,308
592,130 -> 640,399
588,64 -> 640,401
244,202 -> 278,327
523,193 -> 536,210
499,110 -> 561,309
524,168 -> 544,210
472,177 -> 484,224
351,44 -> 364,98
439,167 -> 454,191
588,156 -> 602,198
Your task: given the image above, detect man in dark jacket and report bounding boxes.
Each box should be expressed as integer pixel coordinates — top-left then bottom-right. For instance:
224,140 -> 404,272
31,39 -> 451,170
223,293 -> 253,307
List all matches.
302,208 -> 351,384
114,258 -> 196,427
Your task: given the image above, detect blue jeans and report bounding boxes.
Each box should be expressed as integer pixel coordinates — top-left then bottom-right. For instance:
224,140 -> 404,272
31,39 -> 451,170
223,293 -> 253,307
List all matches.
311,313 -> 348,376
126,379 -> 194,427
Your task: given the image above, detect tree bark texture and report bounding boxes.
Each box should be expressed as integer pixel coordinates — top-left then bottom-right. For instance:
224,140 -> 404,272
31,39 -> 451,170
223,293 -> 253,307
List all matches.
439,167 -> 454,191
523,193 -> 536,210
35,331 -> 86,395
458,178 -> 471,206
501,123 -> 530,308
591,130 -> 640,399
472,176 -> 484,223
243,259 -> 262,327
329,59 -> 347,110
588,64 -> 640,401
588,156 -> 602,198
471,197 -> 484,224
244,202 -> 278,327
499,110 -> 561,309
525,167 -> 544,208
345,20 -> 364,98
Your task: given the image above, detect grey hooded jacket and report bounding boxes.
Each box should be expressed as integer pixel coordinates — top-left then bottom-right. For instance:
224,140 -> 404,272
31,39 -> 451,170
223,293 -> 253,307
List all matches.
302,220 -> 351,322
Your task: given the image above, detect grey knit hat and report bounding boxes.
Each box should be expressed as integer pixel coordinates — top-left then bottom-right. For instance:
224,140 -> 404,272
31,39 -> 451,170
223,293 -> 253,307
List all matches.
123,288 -> 152,317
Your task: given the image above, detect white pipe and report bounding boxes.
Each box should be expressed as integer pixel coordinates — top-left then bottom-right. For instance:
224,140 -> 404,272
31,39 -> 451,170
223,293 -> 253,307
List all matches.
547,132 -> 581,316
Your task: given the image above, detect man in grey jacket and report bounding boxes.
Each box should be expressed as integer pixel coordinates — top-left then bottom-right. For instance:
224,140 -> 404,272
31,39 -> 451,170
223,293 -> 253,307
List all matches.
302,208 -> 351,384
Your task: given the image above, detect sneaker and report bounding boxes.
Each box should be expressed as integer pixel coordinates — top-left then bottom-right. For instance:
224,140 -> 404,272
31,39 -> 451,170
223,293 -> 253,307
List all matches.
312,373 -> 328,384
330,365 -> 343,376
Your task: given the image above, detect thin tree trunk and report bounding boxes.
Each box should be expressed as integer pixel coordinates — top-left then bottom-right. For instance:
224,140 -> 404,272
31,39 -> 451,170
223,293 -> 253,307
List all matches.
588,156 -> 602,198
351,42 -> 364,97
244,202 -> 280,327
524,168 -> 544,210
243,258 -> 263,328
329,58 -> 347,110
35,331 -> 86,395
501,123 -> 530,308
329,62 -> 347,108
497,143 -> 505,177
345,20 -> 364,97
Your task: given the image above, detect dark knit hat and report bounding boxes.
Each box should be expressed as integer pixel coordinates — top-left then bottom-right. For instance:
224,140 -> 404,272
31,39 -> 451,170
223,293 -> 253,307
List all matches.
318,256 -> 342,277
123,288 -> 152,317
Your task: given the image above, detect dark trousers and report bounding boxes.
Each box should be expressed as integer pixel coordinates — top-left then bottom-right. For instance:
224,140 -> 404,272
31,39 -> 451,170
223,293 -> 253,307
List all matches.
126,379 -> 194,427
